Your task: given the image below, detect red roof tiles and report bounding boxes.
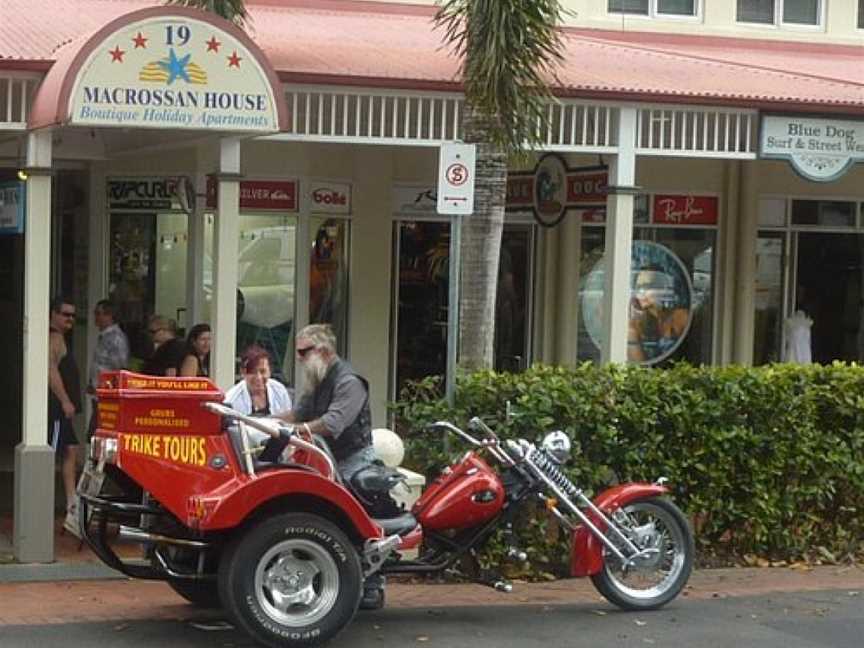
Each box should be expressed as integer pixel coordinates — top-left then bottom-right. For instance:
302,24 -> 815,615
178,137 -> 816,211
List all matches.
2,0 -> 863,112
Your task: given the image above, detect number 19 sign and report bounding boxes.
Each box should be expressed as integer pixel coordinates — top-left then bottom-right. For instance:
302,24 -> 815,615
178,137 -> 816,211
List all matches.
437,143 -> 476,215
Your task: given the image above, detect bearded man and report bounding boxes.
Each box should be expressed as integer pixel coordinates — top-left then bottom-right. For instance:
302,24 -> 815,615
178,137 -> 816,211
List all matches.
274,323 -> 384,609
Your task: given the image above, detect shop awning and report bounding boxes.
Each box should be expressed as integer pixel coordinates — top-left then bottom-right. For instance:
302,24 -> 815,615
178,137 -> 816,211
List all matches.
2,0 -> 863,114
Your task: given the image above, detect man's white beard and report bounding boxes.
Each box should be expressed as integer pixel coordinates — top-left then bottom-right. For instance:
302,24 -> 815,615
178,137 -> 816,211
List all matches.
301,354 -> 330,395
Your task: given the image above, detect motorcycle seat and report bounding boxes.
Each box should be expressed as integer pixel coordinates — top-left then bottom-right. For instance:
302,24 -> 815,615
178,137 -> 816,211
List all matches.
373,512 -> 418,536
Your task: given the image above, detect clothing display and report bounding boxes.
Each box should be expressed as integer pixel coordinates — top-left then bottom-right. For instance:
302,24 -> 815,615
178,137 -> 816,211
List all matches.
783,310 -> 813,364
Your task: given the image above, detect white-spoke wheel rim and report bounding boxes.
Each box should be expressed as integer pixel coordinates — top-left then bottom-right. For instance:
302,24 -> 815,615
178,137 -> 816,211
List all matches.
604,502 -> 687,600
254,538 -> 340,627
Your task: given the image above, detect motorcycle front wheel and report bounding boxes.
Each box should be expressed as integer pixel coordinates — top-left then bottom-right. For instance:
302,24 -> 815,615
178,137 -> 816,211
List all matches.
591,496 -> 694,611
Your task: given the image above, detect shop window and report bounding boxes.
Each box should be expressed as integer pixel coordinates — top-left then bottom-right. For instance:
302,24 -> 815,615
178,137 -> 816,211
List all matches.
203,214 -> 298,382
609,0 -> 697,16
577,219 -> 716,366
754,232 -> 786,364
109,212 -> 188,366
309,217 -> 350,356
790,200 -> 855,227
754,199 -> 864,366
737,0 -> 821,26
392,222 -> 532,397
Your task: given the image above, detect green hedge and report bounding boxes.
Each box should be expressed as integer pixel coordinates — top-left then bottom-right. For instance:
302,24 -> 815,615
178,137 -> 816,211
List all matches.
392,363 -> 864,574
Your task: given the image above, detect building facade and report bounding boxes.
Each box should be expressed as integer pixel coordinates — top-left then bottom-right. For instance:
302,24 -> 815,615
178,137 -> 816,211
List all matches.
0,0 -> 862,562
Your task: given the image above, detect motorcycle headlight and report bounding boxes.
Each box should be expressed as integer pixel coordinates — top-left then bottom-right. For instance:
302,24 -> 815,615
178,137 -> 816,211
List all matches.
541,430 -> 571,464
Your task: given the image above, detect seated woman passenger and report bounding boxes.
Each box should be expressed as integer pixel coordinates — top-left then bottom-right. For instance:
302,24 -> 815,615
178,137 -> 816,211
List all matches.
224,346 -> 293,458
224,345 -> 292,416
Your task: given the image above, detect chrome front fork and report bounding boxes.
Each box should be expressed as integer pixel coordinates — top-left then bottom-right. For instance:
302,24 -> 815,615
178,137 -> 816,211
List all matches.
525,459 -> 657,568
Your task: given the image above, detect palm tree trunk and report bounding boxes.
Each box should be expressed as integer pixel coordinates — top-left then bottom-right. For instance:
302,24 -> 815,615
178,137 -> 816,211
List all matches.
458,103 -> 508,370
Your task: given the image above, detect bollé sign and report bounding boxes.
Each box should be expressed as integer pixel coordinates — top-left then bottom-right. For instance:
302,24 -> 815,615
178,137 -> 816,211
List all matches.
311,188 -> 347,206
307,182 -> 351,214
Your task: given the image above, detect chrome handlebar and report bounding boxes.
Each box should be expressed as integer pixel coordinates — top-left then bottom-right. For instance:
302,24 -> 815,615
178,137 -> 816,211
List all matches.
429,419 -> 516,467
203,401 -> 336,480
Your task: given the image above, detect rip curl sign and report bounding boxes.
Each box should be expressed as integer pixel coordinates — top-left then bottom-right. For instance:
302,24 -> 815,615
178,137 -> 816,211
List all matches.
506,153 -> 607,227
62,8 -> 284,132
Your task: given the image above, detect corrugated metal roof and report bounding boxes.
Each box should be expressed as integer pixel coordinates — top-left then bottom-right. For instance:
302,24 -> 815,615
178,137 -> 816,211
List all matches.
1,0 -> 863,111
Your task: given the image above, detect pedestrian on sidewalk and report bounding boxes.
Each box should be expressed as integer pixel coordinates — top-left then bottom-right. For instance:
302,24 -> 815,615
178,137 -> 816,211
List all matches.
48,296 -> 82,535
87,299 -> 129,436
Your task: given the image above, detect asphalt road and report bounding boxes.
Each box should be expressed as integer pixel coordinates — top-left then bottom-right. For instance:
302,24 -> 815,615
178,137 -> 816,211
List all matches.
0,588 -> 861,648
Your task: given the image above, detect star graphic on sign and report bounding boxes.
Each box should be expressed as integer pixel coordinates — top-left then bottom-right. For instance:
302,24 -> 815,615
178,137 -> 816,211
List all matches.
227,50 -> 242,68
109,45 -> 125,62
206,36 -> 221,53
158,47 -> 191,84
132,32 -> 148,49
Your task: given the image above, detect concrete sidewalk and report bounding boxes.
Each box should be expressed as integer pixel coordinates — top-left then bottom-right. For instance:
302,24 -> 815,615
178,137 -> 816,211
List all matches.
0,564 -> 861,626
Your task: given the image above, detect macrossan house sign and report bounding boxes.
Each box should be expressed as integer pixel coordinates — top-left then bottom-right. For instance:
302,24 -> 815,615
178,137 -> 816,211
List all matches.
28,7 -> 286,133
760,115 -> 864,182
506,154 -> 607,227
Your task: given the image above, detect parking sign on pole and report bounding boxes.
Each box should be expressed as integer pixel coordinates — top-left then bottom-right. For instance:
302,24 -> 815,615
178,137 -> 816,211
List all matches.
437,143 -> 475,407
437,143 -> 476,215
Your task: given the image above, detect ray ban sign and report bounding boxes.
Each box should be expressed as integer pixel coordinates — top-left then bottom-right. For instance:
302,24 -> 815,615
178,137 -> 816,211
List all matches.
760,115 -> 864,182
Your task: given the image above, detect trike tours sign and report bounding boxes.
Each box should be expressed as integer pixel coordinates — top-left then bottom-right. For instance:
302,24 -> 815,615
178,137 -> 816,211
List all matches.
65,8 -> 283,132
760,115 -> 864,182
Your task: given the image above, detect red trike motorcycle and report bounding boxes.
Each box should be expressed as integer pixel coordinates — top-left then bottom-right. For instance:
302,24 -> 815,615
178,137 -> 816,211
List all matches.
79,372 -> 694,648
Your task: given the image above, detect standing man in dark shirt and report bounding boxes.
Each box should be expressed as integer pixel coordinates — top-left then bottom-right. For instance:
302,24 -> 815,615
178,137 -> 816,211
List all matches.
141,315 -> 186,376
275,323 -> 384,609
48,296 -> 82,534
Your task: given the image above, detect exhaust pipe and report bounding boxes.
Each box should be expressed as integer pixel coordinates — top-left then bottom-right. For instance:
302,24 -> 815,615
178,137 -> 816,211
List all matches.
118,525 -> 210,549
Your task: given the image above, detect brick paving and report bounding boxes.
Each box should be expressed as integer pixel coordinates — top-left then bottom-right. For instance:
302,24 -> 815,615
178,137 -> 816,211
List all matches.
0,565 -> 861,626
2,514 -> 862,626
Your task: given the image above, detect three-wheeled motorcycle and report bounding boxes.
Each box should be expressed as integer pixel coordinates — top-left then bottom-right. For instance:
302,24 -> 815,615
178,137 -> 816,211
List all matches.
79,371 -> 694,648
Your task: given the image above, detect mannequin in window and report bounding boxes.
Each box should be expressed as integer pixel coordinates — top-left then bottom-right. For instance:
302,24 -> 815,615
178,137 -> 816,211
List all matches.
783,309 -> 813,364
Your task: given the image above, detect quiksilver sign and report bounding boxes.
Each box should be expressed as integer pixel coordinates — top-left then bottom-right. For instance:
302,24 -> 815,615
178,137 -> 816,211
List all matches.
760,115 -> 864,182
68,12 -> 281,132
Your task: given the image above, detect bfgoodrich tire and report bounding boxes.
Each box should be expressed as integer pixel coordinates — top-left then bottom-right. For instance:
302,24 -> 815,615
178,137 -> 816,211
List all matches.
218,513 -> 362,648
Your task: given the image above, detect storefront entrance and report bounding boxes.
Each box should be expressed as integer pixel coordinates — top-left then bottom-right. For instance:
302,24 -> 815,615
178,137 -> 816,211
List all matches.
109,210 -> 188,366
796,232 -> 864,364
391,220 -> 534,398
755,198 -> 864,364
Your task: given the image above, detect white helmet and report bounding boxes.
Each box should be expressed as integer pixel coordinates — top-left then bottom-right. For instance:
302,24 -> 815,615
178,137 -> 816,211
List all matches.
541,430 -> 572,464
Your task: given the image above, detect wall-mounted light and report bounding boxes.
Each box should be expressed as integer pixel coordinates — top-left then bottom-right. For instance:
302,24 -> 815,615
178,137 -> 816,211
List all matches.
16,169 -> 28,181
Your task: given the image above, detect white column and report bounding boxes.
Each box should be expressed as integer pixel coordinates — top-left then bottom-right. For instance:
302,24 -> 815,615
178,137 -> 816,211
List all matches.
716,160 -> 741,365
186,172 -> 207,327
601,107 -> 638,364
210,138 -> 241,389
14,129 -> 55,562
556,211 -> 582,365
733,161 -> 758,365
84,163 -> 108,449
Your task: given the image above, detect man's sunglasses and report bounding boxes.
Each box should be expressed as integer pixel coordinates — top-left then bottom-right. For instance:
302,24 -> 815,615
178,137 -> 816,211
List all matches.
59,311 -> 76,319
296,345 -> 317,358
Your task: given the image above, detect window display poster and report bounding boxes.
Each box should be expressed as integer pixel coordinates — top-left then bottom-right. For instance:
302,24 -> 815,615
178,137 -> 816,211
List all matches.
579,241 -> 694,365
0,181 -> 24,234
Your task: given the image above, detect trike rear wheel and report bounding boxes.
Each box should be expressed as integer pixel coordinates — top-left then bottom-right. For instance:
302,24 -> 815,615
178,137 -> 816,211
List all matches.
218,513 -> 362,648
591,497 -> 694,611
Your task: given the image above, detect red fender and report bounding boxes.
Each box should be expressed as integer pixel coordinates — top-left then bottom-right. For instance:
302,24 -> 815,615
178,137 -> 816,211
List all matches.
570,482 -> 668,577
199,470 -> 383,540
